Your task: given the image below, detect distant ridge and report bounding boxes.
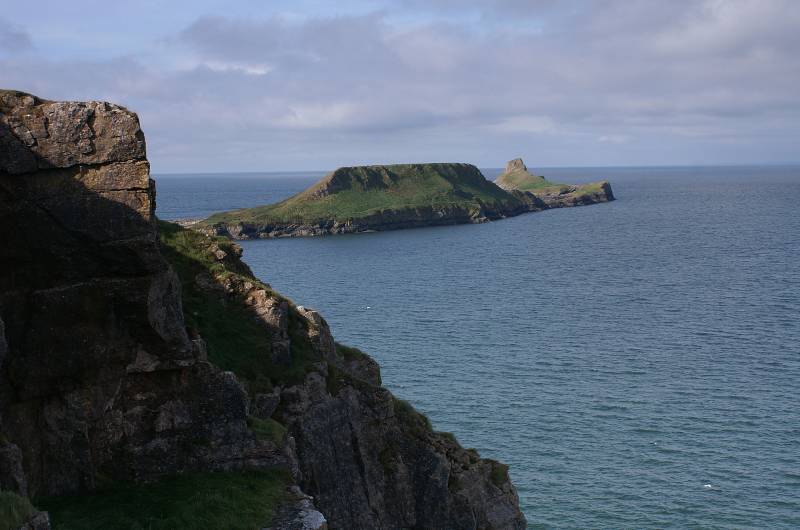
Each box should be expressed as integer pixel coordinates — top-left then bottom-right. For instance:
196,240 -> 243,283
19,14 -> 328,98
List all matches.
200,160 -> 614,238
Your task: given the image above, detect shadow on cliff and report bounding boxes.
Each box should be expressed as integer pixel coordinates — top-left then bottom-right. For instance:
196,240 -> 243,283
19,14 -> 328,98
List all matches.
0,127 -> 218,496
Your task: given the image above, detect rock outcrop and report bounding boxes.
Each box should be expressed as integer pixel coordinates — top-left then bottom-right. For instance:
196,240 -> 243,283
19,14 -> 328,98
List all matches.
161,222 -> 527,529
0,90 -> 286,515
1,90 -> 526,528
504,158 -> 527,174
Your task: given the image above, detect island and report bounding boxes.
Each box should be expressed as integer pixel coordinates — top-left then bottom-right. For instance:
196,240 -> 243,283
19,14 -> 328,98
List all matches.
200,158 -> 614,239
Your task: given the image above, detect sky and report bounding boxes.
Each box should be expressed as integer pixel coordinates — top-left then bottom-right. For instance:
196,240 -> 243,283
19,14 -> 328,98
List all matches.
1,0 -> 799,173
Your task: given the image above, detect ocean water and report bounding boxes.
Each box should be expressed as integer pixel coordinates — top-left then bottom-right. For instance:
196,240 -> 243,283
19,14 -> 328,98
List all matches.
156,166 -> 800,529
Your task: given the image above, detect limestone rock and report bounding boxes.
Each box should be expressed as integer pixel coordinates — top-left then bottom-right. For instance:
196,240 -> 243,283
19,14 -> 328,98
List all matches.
252,389 -> 281,420
0,91 -> 277,498
266,487 -> 328,530
505,157 -> 527,173
17,510 -> 51,530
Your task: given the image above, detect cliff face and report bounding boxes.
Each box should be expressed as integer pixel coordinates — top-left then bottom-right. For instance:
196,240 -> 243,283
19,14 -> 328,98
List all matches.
0,90 -> 285,502
0,90 -> 526,529
160,223 -> 527,529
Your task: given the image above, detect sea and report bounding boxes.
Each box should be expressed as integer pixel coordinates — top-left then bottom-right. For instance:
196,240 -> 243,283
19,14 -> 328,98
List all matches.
155,166 -> 800,529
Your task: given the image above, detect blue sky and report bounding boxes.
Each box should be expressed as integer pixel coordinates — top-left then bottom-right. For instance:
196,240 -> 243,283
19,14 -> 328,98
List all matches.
2,0 -> 798,172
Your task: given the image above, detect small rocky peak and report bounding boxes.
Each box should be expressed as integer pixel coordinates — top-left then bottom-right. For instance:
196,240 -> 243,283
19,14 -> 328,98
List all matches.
505,158 -> 527,173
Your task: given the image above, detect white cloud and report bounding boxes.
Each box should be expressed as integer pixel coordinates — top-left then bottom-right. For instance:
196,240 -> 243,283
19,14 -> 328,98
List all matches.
2,1 -> 799,170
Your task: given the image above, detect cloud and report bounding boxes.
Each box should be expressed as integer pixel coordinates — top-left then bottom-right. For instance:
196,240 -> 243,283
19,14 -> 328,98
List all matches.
0,17 -> 33,54
2,1 -> 799,171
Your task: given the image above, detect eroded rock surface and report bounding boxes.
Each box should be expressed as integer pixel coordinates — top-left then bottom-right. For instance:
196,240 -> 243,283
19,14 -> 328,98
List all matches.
0,91 -> 283,500
187,231 -> 527,529
1,90 -> 526,529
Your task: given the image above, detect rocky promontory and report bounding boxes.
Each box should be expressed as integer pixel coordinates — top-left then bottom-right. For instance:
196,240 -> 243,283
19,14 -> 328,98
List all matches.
495,158 -> 614,207
200,159 -> 614,239
0,90 -> 526,528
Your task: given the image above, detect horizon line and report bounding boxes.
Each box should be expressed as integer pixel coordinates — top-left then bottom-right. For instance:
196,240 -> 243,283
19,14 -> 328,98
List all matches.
154,161 -> 800,177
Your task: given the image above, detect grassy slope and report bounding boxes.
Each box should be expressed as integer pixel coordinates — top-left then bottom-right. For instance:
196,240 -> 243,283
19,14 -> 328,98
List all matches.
35,222 -> 308,529
38,471 -> 289,530
158,221 -> 318,392
495,168 -> 562,192
205,163 -> 515,225
0,490 -> 36,529
497,169 -> 608,198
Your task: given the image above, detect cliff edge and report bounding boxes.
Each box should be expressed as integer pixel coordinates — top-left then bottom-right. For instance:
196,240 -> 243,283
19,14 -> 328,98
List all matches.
0,91 -> 526,528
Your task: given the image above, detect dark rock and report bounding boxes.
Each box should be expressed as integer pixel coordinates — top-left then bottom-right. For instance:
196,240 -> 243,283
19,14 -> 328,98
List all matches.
253,389 -> 281,420
17,510 -> 51,530
1,90 -> 526,528
266,486 -> 328,530
0,91 -> 278,498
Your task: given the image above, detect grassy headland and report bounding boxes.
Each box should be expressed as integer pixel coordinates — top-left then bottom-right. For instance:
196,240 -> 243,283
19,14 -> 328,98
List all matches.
199,160 -> 613,238
204,163 -> 515,226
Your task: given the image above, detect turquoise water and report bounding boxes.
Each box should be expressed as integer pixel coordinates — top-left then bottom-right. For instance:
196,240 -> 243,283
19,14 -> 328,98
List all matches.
157,166 -> 800,528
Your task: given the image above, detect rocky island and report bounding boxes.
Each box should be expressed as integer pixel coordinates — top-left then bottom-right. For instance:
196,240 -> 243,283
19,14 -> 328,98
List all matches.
201,159 -> 613,239
0,90 -> 526,529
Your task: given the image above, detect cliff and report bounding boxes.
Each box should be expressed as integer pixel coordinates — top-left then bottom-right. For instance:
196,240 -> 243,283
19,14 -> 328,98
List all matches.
201,160 -> 614,239
0,91 -> 525,528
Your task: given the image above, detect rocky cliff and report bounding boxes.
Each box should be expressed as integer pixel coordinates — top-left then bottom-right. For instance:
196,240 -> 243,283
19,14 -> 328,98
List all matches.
0,91 -> 526,528
201,160 -> 614,240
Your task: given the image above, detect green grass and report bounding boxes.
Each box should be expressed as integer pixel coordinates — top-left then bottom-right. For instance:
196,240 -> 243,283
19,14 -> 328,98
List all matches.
204,163 -> 518,225
0,490 -> 36,530
335,342 -> 368,361
488,460 -> 510,487
38,471 -> 289,530
497,167 -> 609,199
495,168 -> 560,192
393,398 -> 433,435
158,221 -> 319,391
571,181 -> 607,195
247,416 -> 287,445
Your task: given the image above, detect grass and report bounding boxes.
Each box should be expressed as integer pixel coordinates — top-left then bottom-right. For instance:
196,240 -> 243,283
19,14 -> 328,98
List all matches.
335,342 -> 368,361
204,163 -> 518,225
38,471 -> 289,530
497,167 -> 609,199
247,416 -> 287,445
393,397 -> 433,435
158,221 -> 319,392
571,181 -> 607,195
496,168 -> 560,192
488,460 -> 510,487
0,490 -> 36,530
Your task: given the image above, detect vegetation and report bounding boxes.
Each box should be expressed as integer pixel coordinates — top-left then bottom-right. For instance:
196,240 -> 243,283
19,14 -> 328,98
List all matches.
0,490 -> 36,529
158,221 -> 318,392
495,167 -> 561,192
488,460 -> 510,487
437,431 -> 458,444
247,416 -> 287,445
393,397 -> 433,435
38,471 -> 289,530
496,166 -> 609,199
335,342 -> 368,361
204,163 -> 518,225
